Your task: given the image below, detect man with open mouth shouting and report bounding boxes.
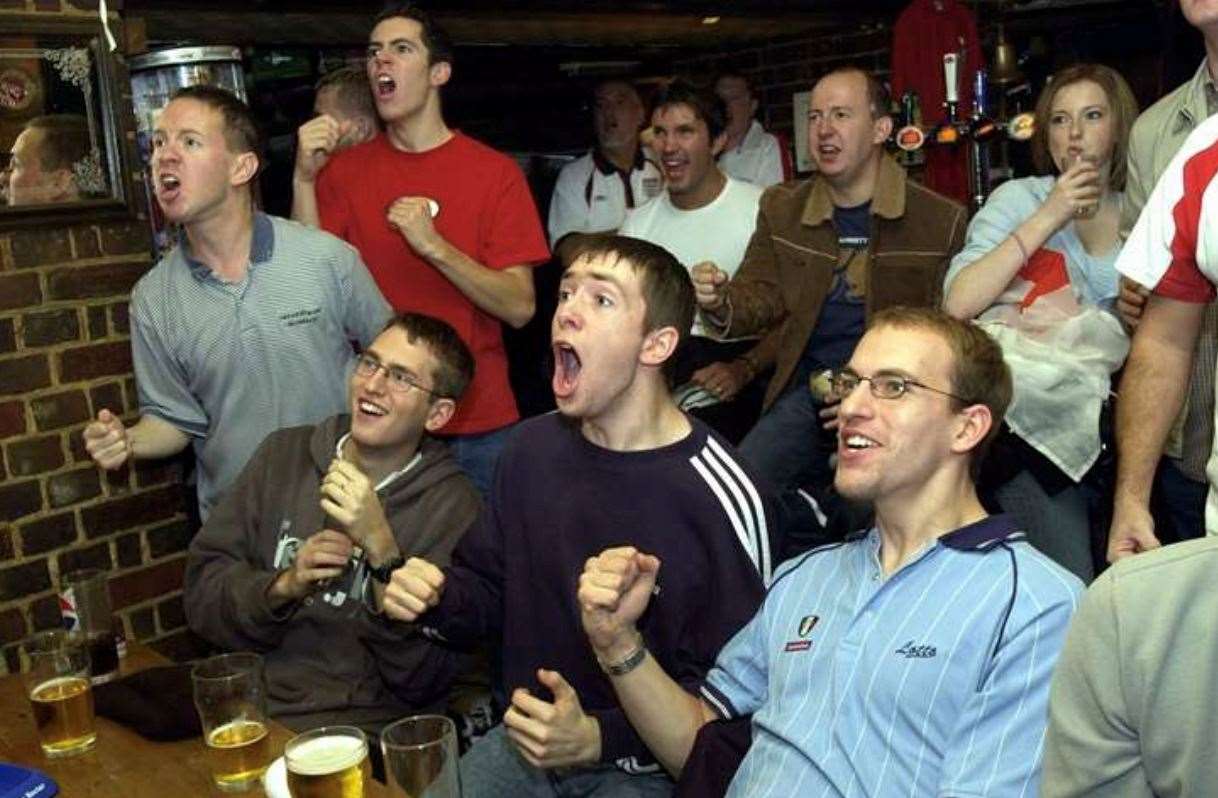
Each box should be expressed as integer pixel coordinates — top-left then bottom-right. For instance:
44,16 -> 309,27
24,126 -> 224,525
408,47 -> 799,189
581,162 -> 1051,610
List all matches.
82,85 -> 390,521
293,2 -> 550,498
381,235 -> 776,797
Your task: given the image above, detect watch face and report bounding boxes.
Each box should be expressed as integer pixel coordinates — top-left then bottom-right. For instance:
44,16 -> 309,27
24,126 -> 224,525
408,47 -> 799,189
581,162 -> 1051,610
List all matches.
0,67 -> 38,113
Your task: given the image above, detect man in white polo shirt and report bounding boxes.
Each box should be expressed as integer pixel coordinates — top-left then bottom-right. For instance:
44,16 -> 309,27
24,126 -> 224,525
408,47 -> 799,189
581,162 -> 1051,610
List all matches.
548,79 -> 662,252
579,307 -> 1081,796
1111,112 -> 1218,544
714,71 -> 791,189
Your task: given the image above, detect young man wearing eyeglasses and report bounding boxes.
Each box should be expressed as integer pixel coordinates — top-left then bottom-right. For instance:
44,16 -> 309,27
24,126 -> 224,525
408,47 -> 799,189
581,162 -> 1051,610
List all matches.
578,307 -> 1083,797
184,312 -> 481,734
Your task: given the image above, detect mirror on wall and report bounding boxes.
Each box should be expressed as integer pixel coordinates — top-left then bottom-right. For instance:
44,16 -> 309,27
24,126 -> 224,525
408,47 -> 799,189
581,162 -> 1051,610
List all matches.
0,16 -> 136,228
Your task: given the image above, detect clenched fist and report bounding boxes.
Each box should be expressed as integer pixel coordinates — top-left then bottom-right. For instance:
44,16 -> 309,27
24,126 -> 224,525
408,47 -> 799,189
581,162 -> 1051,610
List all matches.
382,557 -> 446,621
82,409 -> 130,470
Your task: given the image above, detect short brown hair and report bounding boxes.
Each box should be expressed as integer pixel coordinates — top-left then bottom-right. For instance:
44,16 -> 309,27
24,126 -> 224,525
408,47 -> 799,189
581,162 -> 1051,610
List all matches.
316,66 -> 377,121
565,234 -> 695,382
654,78 -> 727,141
868,306 -> 1012,469
24,114 -> 91,173
381,312 -> 474,400
1031,63 -> 1138,191
170,85 -> 263,174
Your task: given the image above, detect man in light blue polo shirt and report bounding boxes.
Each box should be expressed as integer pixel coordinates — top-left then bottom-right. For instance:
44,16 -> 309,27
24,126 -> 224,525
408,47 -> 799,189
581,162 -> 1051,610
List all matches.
83,85 -> 390,519
579,306 -> 1082,796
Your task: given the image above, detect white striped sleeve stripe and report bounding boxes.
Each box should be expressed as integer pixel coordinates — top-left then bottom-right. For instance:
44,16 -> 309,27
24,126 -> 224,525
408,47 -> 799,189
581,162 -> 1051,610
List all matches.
700,682 -> 738,719
690,438 -> 772,584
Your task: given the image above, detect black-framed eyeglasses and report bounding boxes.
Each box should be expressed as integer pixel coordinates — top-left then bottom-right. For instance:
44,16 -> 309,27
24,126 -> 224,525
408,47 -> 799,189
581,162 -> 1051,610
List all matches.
830,369 -> 968,403
354,354 -> 444,398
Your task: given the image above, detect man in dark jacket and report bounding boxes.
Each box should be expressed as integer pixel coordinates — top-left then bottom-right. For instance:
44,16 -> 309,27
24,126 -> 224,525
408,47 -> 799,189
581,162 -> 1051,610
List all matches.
184,312 -> 481,733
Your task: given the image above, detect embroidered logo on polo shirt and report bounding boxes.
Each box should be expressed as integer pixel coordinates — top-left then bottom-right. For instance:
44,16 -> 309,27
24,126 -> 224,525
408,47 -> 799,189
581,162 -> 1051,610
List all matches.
281,307 -> 322,327
895,640 -> 937,659
783,614 -> 819,652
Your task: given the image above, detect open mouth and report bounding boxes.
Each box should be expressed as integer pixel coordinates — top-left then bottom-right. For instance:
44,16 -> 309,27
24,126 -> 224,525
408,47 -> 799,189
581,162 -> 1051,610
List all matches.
840,433 -> 879,452
155,173 -> 181,201
375,74 -> 396,99
552,342 -> 582,400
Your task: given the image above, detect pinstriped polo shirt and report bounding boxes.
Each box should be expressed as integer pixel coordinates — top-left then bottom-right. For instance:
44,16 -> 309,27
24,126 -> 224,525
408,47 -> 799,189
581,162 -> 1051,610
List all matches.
701,514 -> 1082,798
130,213 -> 391,519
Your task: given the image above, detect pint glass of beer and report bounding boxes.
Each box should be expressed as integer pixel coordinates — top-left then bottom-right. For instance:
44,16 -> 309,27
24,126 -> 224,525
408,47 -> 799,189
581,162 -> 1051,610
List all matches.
381,715 -> 460,797
60,568 -> 119,684
284,726 -> 371,798
192,653 -> 271,792
22,630 -> 97,758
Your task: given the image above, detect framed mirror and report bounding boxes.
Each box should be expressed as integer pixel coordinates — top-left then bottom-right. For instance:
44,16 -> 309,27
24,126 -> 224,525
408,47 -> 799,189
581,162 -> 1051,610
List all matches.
0,15 -> 137,228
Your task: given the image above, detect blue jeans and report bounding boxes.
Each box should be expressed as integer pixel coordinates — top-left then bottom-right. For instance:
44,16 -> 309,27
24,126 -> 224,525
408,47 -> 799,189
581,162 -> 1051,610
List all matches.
459,724 -> 674,798
992,469 -> 1095,583
739,377 -> 833,492
444,425 -> 513,501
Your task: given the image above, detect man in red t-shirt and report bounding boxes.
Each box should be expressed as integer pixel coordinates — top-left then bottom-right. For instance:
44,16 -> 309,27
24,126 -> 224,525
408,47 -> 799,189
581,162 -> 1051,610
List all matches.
292,2 -> 550,495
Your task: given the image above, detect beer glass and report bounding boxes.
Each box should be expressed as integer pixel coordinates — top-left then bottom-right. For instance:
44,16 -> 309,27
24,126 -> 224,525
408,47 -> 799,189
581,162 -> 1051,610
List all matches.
22,630 -> 97,758
192,653 -> 272,792
284,726 -> 371,798
60,568 -> 119,683
381,715 -> 460,798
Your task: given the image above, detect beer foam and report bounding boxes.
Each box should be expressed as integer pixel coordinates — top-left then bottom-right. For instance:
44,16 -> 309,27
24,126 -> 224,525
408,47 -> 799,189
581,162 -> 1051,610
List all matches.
29,675 -> 89,701
286,735 -> 365,776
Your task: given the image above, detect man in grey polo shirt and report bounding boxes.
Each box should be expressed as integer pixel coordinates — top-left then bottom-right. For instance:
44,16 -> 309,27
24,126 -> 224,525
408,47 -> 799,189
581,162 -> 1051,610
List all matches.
83,85 -> 390,519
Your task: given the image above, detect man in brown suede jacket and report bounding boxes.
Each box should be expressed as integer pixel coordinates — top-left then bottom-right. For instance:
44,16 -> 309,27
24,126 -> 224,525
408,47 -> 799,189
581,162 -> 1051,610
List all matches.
184,312 -> 480,733
695,66 -> 966,544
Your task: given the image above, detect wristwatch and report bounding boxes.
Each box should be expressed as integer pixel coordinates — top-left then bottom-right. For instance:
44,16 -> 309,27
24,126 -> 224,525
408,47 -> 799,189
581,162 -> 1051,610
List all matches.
367,554 -> 406,584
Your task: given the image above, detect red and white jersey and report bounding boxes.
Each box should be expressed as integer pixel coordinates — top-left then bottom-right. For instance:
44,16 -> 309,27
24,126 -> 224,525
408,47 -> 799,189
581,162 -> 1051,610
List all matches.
1118,113 -> 1218,303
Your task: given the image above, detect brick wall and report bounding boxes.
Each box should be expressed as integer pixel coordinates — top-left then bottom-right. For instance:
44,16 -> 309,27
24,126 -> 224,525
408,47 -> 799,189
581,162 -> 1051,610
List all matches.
0,0 -> 199,672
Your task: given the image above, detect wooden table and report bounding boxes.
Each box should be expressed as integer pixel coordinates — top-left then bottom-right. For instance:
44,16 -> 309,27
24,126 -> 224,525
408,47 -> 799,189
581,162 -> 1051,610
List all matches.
0,643 -> 391,796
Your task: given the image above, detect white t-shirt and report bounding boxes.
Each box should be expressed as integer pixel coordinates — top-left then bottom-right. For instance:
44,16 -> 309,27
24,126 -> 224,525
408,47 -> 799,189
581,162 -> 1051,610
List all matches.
620,176 -> 763,337
1117,112 -> 1218,534
717,120 -> 788,189
546,149 -> 662,246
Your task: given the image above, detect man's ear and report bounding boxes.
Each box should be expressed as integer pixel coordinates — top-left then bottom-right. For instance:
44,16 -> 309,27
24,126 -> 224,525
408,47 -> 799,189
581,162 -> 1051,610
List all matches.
950,403 -> 993,457
424,397 -> 456,433
429,60 -> 452,89
639,325 -> 680,370
230,151 -> 259,187
872,114 -> 894,146
49,167 -> 79,201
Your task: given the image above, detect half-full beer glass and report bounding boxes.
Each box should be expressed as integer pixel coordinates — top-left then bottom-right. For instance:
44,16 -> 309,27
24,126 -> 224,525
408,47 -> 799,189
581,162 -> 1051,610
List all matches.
381,715 -> 460,797
22,630 -> 97,758
192,653 -> 271,792
285,726 -> 370,798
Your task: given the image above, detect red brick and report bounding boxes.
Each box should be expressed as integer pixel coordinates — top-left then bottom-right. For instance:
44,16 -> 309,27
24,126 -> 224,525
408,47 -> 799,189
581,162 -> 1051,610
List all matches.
30,390 -> 89,431
9,228 -> 72,269
72,227 -> 103,259
156,594 -> 186,631
5,434 -> 65,477
0,527 -> 12,561
46,261 -> 148,302
127,605 -> 156,640
88,383 -> 124,417
108,556 -> 186,610
29,594 -> 62,632
57,541 -> 113,575
98,221 -> 153,257
0,558 -> 51,602
0,354 -> 51,396
19,512 -> 78,556
0,608 -> 26,646
3,644 -> 19,674
21,309 -> 81,348
0,480 -> 42,523
114,531 -> 142,568
87,306 -> 108,340
0,401 -> 24,439
0,318 -> 14,354
134,457 -> 184,488
147,519 -> 192,559
109,303 -> 129,335
0,273 -> 42,311
79,485 -> 182,538
47,467 -> 102,508
57,341 -> 133,382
